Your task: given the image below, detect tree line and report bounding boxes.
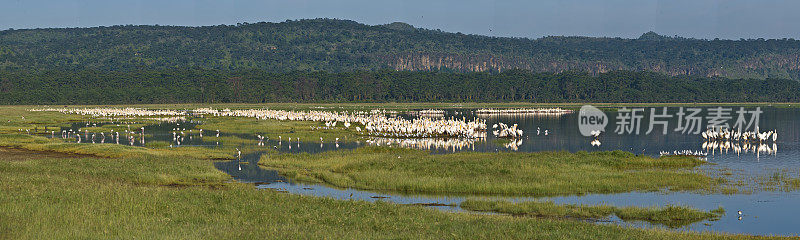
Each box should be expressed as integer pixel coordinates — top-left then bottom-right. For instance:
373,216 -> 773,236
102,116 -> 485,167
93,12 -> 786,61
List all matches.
1,69 -> 797,104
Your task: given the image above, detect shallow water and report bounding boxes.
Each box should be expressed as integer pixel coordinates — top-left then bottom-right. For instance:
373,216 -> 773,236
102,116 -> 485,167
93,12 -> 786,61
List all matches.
213,148 -> 799,235
51,120 -> 364,153
45,106 -> 800,235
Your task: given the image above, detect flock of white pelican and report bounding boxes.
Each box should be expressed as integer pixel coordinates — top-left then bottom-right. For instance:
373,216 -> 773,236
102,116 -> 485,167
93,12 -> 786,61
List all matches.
141,116 -> 186,123
26,107 -> 543,152
408,109 -> 446,118
49,122 -> 146,146
701,127 -> 778,143
699,127 -> 779,157
659,150 -> 708,158
702,140 -> 778,156
30,107 -> 185,117
194,108 -> 488,139
492,122 -> 523,138
170,125 -> 209,147
24,107 -> 569,154
475,108 -> 573,116
369,109 -> 400,115
26,107 -> 784,158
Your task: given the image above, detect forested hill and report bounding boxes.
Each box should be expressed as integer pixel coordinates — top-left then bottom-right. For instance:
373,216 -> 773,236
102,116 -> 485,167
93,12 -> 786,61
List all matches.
2,18 -> 800,80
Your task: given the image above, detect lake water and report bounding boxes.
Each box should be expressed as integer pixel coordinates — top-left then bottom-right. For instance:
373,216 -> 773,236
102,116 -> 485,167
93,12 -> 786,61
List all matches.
48,106 -> 800,235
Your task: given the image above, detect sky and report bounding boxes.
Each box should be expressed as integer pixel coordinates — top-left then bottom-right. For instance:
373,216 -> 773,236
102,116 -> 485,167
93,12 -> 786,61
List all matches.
1,0 -> 799,40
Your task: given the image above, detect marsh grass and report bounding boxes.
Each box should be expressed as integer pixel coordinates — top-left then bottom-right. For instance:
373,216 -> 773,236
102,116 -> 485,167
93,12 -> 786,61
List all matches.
0,137 -> 771,239
753,170 -> 800,192
259,147 -> 714,196
145,140 -> 172,148
0,107 -> 88,133
706,167 -> 800,194
0,133 -> 234,160
0,147 -> 87,161
460,200 -> 725,228
0,154 -> 768,239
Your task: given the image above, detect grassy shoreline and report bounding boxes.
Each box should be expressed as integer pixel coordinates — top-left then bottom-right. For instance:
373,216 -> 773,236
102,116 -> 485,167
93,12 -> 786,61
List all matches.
258,147 -> 715,196
461,200 -> 725,228
0,137 -> 779,239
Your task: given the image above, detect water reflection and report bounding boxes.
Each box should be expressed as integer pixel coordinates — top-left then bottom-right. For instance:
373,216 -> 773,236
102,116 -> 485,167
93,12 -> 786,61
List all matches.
213,151 -> 287,184
365,137 -> 480,152
502,139 -> 524,151
702,141 -> 778,157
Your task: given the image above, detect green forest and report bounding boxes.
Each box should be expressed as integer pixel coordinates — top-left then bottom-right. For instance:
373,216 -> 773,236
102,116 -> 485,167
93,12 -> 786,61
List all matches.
2,18 -> 800,80
1,69 -> 797,104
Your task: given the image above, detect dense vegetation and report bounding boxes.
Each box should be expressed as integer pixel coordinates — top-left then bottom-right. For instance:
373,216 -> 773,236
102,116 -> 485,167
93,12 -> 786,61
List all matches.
1,69 -> 798,104
2,18 -> 800,80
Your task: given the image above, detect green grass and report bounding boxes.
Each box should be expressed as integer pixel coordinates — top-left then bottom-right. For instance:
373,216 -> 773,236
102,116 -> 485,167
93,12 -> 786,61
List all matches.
0,141 -> 781,239
0,107 -> 88,133
0,133 -> 235,160
258,147 -> 714,196
461,200 -> 725,228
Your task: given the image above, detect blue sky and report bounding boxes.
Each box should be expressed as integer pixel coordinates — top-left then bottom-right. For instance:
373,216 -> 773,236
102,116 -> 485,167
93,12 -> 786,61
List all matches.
2,0 -> 799,39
